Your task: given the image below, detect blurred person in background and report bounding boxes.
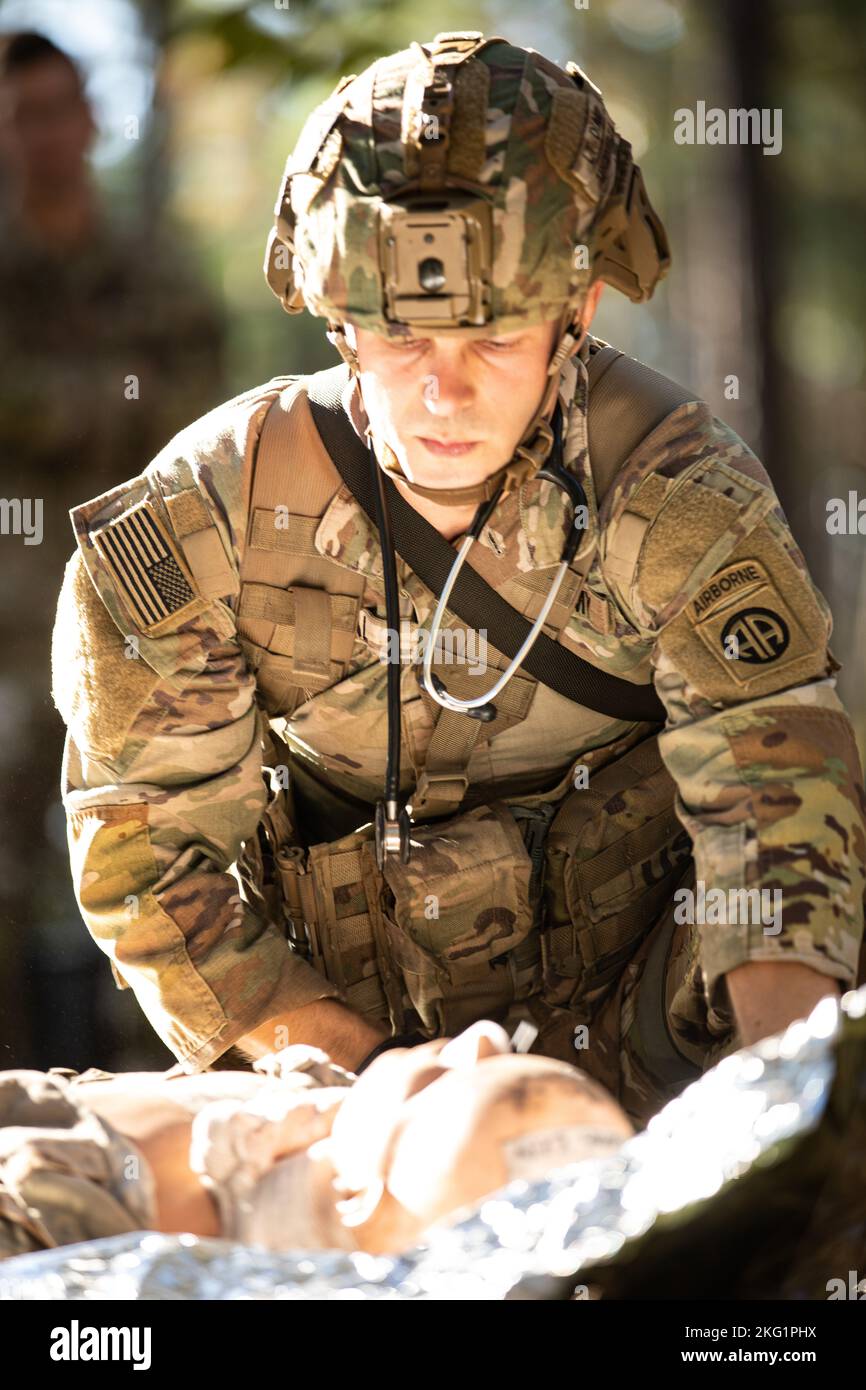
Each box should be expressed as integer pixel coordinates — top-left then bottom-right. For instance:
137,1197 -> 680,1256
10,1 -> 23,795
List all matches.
0,30 -> 226,1071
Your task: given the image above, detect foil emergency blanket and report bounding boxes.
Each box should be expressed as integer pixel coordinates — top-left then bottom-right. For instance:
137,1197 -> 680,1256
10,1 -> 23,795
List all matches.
1,987 -> 863,1301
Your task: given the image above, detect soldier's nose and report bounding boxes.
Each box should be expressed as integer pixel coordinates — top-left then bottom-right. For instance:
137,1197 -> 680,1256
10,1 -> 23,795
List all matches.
420,361 -> 475,417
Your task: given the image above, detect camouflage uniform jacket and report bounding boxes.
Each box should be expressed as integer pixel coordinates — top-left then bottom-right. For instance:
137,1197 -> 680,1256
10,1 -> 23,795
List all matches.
50,334 -> 866,1069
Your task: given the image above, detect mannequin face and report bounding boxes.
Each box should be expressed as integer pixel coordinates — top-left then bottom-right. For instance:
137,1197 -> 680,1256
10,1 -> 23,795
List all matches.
349,301 -> 600,494
322,1020 -> 633,1254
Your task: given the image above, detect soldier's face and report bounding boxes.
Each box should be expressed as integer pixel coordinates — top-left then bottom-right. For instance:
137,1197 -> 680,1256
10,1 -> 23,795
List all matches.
352,316 -> 564,490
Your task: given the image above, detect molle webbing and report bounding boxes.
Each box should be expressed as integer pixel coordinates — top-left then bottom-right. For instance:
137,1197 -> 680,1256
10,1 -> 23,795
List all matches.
400,33 -> 500,187
543,735 -> 691,995
236,381 -> 366,716
163,488 -> 239,602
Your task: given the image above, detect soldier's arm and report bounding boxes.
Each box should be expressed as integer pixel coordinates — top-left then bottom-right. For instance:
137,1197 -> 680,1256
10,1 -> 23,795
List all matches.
238,999 -> 387,1068
725,960 -> 840,1046
50,415 -> 379,1072
602,402 -> 866,1041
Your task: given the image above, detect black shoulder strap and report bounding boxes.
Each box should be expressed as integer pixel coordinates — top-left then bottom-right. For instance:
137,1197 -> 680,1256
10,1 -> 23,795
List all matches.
586,342 -> 697,506
305,357 -> 683,724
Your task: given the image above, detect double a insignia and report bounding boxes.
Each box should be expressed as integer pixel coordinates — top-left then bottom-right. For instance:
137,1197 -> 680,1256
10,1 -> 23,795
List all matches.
691,556 -> 807,685
720,607 -> 790,663
90,500 -> 200,633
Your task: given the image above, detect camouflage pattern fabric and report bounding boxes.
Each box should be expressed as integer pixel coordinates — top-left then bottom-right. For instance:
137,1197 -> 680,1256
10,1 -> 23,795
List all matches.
599,400 -> 866,1014
48,327 -> 866,1127
0,1068 -> 157,1261
540,863 -> 743,1125
283,36 -> 617,335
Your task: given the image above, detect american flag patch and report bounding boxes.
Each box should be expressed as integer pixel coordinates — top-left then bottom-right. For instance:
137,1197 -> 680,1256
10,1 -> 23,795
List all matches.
90,500 -> 199,632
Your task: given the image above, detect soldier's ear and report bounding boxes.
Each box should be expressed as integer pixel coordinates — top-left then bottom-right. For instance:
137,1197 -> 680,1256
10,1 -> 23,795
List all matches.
567,283 -> 604,353
582,281 -> 605,329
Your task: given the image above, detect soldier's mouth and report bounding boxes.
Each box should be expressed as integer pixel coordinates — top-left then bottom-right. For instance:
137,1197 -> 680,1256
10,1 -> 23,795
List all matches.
418,438 -> 479,457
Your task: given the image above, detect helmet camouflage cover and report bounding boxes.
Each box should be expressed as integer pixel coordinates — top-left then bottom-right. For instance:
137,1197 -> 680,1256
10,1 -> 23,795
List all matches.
264,31 -> 671,341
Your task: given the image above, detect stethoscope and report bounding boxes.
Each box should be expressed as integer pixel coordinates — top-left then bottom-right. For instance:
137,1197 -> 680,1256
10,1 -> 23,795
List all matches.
370,401 -> 588,867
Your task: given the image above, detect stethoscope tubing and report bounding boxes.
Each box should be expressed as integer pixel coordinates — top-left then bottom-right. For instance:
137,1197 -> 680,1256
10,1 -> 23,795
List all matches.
371,398 -> 589,862
420,553 -> 576,711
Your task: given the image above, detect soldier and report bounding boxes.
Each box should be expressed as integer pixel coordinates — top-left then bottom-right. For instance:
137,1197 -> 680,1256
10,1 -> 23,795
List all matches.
50,32 -> 866,1127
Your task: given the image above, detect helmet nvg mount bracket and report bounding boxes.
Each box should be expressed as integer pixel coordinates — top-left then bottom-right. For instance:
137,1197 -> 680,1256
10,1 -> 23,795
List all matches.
378,192 -> 494,328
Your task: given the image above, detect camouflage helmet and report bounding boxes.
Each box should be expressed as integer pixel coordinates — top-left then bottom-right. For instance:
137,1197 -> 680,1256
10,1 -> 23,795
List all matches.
264,31 -> 671,356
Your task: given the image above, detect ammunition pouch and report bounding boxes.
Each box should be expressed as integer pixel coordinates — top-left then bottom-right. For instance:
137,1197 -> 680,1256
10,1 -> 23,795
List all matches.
256,792 -> 545,1038
378,803 -> 542,1036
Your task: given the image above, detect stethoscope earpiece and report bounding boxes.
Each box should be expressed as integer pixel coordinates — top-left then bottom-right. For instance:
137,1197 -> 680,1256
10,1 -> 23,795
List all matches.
468,703 -> 497,723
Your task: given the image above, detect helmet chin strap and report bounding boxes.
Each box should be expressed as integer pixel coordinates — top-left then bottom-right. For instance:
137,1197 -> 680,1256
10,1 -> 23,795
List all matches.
326,303 -> 587,510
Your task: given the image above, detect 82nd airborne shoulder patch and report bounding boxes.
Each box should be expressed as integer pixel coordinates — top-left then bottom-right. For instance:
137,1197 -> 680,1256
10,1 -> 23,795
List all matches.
89,499 -> 202,635
690,558 -> 807,684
